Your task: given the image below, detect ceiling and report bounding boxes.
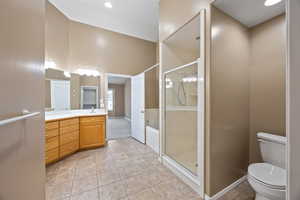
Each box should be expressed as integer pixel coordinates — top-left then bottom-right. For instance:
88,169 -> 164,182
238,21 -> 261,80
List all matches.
213,0 -> 285,27
108,76 -> 130,84
48,0 -> 159,42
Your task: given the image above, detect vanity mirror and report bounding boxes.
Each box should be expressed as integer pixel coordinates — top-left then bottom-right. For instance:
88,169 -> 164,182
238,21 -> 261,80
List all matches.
45,68 -> 101,111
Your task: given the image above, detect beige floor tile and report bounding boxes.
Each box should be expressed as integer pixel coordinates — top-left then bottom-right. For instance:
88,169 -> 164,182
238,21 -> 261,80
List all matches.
128,188 -> 164,200
139,170 -> 163,186
54,170 -> 75,185
169,178 -> 195,195
120,164 -> 144,178
124,175 -> 151,195
71,188 -> 99,200
72,175 -> 98,195
57,159 -> 77,172
47,138 -> 251,200
74,164 -> 97,180
151,182 -> 183,200
46,181 -> 73,200
98,171 -> 122,186
99,181 -> 127,200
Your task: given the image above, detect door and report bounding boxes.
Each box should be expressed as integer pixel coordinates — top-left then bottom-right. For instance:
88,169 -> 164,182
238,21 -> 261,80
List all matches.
0,0 -> 45,199
51,80 -> 70,110
131,73 -> 145,143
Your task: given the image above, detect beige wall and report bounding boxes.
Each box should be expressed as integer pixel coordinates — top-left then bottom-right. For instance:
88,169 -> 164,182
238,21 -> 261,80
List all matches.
249,15 -> 286,164
209,6 -> 250,195
45,80 -> 51,108
46,1 -> 156,75
145,66 -> 159,109
108,84 -> 125,117
68,21 -> 156,75
145,66 -> 159,129
124,79 -> 131,119
45,2 -> 69,70
70,74 -> 80,109
209,8 -> 286,195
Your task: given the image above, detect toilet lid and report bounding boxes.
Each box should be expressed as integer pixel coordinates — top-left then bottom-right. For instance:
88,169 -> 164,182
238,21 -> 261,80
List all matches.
248,163 -> 286,189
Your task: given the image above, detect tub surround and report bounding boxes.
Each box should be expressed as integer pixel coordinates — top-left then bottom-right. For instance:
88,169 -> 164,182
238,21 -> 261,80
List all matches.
45,109 -> 107,165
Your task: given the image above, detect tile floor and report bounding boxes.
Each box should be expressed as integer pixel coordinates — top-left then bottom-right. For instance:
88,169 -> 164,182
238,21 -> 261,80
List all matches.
218,181 -> 255,200
46,138 -> 255,200
46,138 -> 201,200
107,118 -> 131,140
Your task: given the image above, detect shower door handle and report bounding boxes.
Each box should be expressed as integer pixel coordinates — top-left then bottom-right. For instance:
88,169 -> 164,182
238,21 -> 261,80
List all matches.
140,110 -> 145,113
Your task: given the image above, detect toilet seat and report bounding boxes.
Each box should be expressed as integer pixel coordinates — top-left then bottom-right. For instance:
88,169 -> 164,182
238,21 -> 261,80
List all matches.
248,163 -> 286,190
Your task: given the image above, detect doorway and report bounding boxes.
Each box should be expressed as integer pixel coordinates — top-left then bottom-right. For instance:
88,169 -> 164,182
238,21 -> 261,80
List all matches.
106,74 -> 132,140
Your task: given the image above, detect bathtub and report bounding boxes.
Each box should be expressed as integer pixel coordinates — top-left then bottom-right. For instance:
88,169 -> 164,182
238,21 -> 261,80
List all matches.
146,126 -> 159,153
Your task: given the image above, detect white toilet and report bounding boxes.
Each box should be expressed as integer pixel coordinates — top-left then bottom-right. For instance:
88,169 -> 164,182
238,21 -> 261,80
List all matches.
248,132 -> 287,200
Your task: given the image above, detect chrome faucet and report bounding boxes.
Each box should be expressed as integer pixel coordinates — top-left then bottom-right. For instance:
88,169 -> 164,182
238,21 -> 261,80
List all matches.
91,106 -> 95,113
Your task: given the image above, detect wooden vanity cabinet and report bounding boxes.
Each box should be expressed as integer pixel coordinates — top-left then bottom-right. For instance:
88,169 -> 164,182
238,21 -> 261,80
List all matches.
80,116 -> 106,149
59,118 -> 79,158
45,121 -> 59,164
45,115 -> 106,165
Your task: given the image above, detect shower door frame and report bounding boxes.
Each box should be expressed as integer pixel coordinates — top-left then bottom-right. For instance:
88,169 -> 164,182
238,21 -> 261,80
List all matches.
159,10 -> 206,198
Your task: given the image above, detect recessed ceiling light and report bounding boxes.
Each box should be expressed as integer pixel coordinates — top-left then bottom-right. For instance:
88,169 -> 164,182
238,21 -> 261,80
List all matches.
104,1 -> 112,8
264,0 -> 282,6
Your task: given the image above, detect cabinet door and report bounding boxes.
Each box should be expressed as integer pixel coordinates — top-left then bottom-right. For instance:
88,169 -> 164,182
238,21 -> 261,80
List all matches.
80,122 -> 105,148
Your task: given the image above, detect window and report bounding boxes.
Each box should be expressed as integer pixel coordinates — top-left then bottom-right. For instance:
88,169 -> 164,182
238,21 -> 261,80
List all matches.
107,89 -> 114,111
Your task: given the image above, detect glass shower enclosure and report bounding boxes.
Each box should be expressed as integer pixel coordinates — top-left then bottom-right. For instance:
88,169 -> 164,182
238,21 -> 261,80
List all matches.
164,63 -> 199,174
160,11 -> 205,196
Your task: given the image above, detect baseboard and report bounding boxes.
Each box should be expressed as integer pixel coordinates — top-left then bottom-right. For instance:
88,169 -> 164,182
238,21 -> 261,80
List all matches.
161,156 -> 203,197
205,175 -> 247,200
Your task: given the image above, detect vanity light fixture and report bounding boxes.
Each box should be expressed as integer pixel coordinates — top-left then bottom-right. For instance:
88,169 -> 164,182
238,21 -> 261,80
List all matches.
64,71 -> 71,78
104,1 -> 112,8
75,69 -> 100,77
165,78 -> 173,89
182,76 -> 197,83
44,61 -> 57,69
264,0 -> 282,6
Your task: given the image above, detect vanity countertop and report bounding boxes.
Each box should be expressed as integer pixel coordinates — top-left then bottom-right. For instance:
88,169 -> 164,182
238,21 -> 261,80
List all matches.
45,109 -> 107,122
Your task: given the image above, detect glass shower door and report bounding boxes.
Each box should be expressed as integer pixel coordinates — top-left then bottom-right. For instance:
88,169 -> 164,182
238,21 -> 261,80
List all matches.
164,63 -> 198,174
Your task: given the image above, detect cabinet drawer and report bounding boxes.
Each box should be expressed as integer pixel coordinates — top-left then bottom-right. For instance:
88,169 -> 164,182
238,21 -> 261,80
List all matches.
60,131 -> 79,146
46,136 -> 59,151
46,121 -> 59,130
80,116 -> 105,123
60,141 -> 79,158
46,129 -> 59,139
46,148 -> 59,164
60,124 -> 79,134
60,118 -> 79,127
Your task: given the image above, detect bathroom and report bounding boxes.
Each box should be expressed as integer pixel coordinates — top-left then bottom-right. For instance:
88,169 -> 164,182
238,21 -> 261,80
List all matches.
1,0 -> 300,200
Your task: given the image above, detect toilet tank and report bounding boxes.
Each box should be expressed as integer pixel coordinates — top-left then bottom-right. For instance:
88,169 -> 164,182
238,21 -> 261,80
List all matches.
257,132 -> 287,169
